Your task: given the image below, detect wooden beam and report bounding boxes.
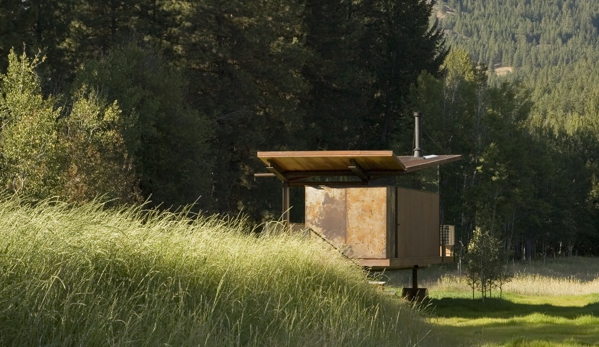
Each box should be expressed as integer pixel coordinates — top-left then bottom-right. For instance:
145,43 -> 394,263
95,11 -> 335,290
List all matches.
254,173 -> 276,178
359,256 -> 450,269
266,160 -> 288,182
288,181 -> 369,188
258,150 -> 395,158
349,159 -> 369,182
283,170 -> 404,179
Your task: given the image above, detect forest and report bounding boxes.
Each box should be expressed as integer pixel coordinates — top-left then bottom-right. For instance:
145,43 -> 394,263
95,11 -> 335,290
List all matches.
436,0 -> 599,257
1,0 -> 598,259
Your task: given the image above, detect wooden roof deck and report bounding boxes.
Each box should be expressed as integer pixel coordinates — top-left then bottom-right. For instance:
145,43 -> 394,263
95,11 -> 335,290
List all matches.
256,150 -> 461,186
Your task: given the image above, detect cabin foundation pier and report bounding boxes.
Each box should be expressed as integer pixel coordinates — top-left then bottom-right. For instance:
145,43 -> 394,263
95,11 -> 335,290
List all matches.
402,265 -> 428,301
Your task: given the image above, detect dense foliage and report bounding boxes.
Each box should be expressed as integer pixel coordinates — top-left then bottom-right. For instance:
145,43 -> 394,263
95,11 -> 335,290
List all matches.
2,0 -> 599,259
0,0 -> 445,218
434,0 -> 599,258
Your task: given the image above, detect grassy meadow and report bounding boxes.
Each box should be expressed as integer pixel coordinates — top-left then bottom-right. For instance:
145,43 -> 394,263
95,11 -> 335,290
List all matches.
383,258 -> 599,347
0,197 -> 458,347
3,196 -> 598,347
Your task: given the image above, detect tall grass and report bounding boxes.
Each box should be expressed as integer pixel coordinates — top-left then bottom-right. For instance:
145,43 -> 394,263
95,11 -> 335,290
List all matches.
384,257 -> 599,297
0,198 -> 447,347
504,258 -> 599,296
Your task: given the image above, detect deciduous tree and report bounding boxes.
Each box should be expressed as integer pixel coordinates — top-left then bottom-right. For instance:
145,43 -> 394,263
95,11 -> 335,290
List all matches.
0,49 -> 63,198
61,86 -> 139,204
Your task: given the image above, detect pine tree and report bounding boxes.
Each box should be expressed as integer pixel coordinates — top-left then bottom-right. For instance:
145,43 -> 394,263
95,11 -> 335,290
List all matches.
355,0 -> 448,148
74,42 -> 214,209
173,0 -> 308,216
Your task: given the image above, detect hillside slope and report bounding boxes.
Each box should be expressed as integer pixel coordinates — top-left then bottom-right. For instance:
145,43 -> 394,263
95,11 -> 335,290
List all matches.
437,0 -> 599,73
0,198 -> 456,347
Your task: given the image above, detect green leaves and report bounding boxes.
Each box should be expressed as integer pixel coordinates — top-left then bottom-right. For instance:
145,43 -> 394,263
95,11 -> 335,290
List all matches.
62,86 -> 139,204
74,42 -> 214,209
466,227 -> 512,300
0,49 -> 139,204
0,49 -> 63,198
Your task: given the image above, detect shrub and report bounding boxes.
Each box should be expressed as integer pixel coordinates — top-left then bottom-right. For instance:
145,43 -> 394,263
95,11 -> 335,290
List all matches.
466,227 -> 513,300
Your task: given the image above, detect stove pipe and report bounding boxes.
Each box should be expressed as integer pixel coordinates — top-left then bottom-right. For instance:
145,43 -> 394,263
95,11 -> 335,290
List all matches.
413,112 -> 423,158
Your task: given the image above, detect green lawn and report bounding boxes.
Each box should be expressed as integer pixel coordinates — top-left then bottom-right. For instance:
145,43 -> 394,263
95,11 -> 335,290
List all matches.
428,292 -> 599,346
382,259 -> 599,347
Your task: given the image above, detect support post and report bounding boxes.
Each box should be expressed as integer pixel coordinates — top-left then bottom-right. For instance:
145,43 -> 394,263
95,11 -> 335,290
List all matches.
282,182 -> 290,226
412,265 -> 418,290
402,265 -> 428,301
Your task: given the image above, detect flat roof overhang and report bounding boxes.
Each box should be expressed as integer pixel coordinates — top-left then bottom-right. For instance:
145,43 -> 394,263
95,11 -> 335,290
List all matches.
256,150 -> 461,186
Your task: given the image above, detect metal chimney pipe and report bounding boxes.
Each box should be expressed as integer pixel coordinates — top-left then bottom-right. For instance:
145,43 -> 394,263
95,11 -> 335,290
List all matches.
413,112 -> 423,158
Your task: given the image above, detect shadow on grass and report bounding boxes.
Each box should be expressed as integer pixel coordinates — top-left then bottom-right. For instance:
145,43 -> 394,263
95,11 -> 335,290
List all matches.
428,298 -> 599,346
429,297 -> 599,319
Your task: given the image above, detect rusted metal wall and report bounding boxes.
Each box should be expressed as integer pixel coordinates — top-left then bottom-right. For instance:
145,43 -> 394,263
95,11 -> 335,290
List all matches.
345,188 -> 390,258
305,187 -> 391,258
305,187 -> 347,246
396,188 -> 440,259
305,186 -> 440,265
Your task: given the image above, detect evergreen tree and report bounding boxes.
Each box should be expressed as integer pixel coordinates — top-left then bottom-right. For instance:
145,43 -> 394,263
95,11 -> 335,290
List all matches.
74,42 -> 213,209
174,0 -> 308,217
300,0 -> 366,150
355,0 -> 448,148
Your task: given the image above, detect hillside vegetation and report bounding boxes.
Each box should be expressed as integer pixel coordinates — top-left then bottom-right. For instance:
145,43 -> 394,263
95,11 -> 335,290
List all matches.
437,0 -> 599,130
417,0 -> 599,259
438,0 -> 599,71
0,197 -> 452,347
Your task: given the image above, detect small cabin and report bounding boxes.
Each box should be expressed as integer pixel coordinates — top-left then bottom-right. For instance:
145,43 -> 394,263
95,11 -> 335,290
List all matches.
256,150 -> 461,270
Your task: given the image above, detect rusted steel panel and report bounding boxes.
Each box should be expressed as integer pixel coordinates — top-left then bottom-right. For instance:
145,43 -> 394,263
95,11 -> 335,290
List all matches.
306,186 -> 442,267
396,188 -> 440,259
305,187 -> 347,247
305,186 -> 391,259
346,188 -> 388,258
